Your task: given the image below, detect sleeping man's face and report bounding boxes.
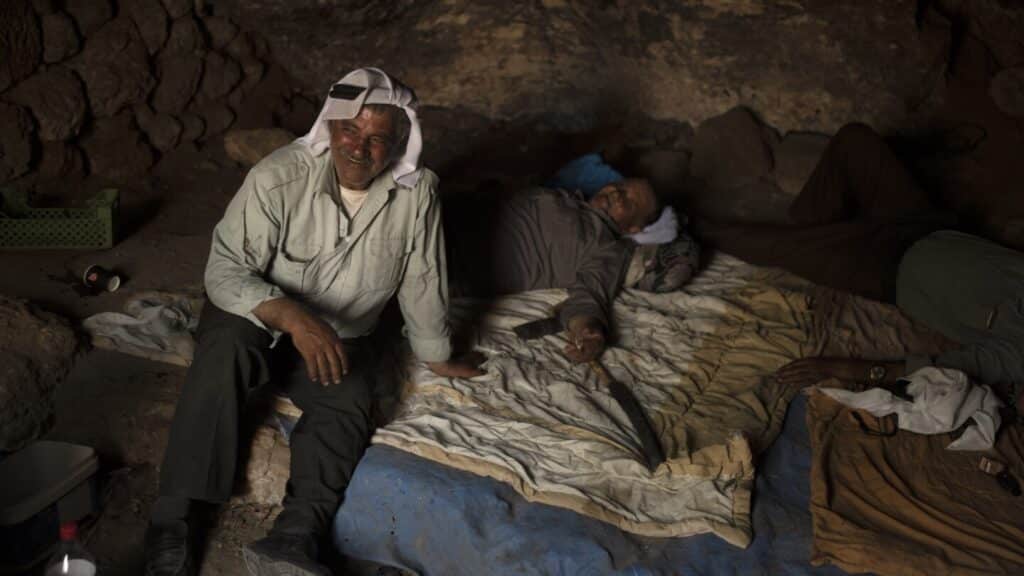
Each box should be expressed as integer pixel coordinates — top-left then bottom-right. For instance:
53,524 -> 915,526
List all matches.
589,178 -> 657,234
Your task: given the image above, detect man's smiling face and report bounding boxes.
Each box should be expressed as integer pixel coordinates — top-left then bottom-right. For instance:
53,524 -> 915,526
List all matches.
328,106 -> 398,190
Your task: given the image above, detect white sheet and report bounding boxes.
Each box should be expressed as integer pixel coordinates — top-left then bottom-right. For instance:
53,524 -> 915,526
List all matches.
373,254 -> 820,547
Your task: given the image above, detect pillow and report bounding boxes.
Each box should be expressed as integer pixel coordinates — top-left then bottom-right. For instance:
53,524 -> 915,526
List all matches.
633,233 -> 700,293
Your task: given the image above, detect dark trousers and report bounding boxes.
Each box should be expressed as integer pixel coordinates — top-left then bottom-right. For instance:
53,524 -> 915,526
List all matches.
158,303 -> 376,537
701,123 -> 956,302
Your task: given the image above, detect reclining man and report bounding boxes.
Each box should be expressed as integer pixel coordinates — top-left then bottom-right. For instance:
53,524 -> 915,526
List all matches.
696,123 -> 1024,411
144,68 -> 481,576
447,170 -> 698,363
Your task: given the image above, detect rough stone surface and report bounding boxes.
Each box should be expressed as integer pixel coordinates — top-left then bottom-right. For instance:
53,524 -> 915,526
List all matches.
771,131 -> 831,197
938,0 -> 1024,69
69,18 -> 156,117
64,0 -> 113,36
7,67 -> 88,141
628,148 -> 692,199
41,11 -> 81,63
219,0 -> 957,134
276,95 -> 317,136
161,0 -> 193,20
0,0 -> 43,93
990,67 -> 1024,118
240,425 -> 290,506
151,51 -> 203,113
125,0 -> 170,55
224,128 -> 296,166
134,104 -> 183,152
80,113 -> 157,182
199,51 -> 242,101
30,0 -> 58,16
230,63 -> 291,129
690,107 -> 774,191
178,112 -> 206,142
0,295 -> 78,452
224,28 -> 256,60
202,15 -> 239,50
689,179 -> 794,224
236,57 -> 265,94
0,103 -> 35,182
192,101 -> 235,138
166,15 -> 205,54
36,140 -> 87,181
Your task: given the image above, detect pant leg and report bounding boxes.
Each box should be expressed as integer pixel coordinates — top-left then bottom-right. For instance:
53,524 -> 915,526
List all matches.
159,302 -> 273,503
788,123 -> 933,224
270,338 -> 376,538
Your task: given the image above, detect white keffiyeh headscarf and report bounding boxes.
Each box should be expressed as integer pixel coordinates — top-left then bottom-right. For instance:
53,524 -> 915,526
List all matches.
296,67 -> 423,187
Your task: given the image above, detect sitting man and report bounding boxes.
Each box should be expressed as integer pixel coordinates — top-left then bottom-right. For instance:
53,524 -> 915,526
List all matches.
144,68 -> 480,576
448,167 -> 698,363
696,123 -> 1023,411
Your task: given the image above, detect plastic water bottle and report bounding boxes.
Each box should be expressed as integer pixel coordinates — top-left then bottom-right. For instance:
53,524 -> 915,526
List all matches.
44,522 -> 98,576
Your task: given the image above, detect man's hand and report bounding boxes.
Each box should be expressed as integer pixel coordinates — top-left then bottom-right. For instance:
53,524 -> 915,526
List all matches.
426,351 -> 487,378
254,298 -> 348,385
564,315 -> 606,364
774,357 -> 899,389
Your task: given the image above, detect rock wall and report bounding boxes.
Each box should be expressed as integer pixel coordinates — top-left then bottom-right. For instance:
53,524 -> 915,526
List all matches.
221,0 -> 963,134
0,295 -> 78,451
0,0 -> 314,190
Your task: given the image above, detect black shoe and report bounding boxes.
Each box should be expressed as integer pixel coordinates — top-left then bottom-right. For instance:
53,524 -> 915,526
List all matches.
144,520 -> 195,576
242,532 -> 332,576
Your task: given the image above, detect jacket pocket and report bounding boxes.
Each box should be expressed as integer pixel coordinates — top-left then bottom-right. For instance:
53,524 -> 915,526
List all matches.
268,247 -> 319,295
353,238 -> 411,294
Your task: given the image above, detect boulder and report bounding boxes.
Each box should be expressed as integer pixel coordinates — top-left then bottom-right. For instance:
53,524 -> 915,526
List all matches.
6,66 -> 88,141
224,128 -> 296,166
198,51 -> 241,101
36,141 -> 87,182
134,104 -> 183,152
230,63 -> 291,129
166,15 -> 205,54
80,113 -> 157,182
0,103 -> 35,182
64,0 -> 113,36
771,131 -> 830,197
0,296 -> 78,452
125,0 -> 170,55
690,107 -> 774,192
0,0 -> 42,93
178,112 -> 206,143
193,101 -> 235,139
161,0 -> 192,20
151,51 -> 204,113
68,18 -> 156,117
202,15 -> 238,50
40,11 -> 81,63
990,67 -> 1024,119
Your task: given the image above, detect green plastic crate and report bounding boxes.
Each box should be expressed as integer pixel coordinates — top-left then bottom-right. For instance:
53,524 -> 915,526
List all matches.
0,188 -> 118,250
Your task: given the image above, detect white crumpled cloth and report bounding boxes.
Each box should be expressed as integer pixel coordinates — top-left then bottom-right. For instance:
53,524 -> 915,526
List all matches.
820,366 -> 1003,451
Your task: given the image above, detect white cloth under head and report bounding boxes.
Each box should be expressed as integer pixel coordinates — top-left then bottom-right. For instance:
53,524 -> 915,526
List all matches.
631,206 -> 679,245
296,67 -> 423,187
819,366 -> 1003,451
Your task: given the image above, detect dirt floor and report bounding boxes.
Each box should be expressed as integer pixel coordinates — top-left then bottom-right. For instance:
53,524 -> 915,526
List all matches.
0,139 -> 413,575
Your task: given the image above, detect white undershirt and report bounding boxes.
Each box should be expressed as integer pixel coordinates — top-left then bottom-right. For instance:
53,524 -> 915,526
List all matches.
338,184 -> 369,218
